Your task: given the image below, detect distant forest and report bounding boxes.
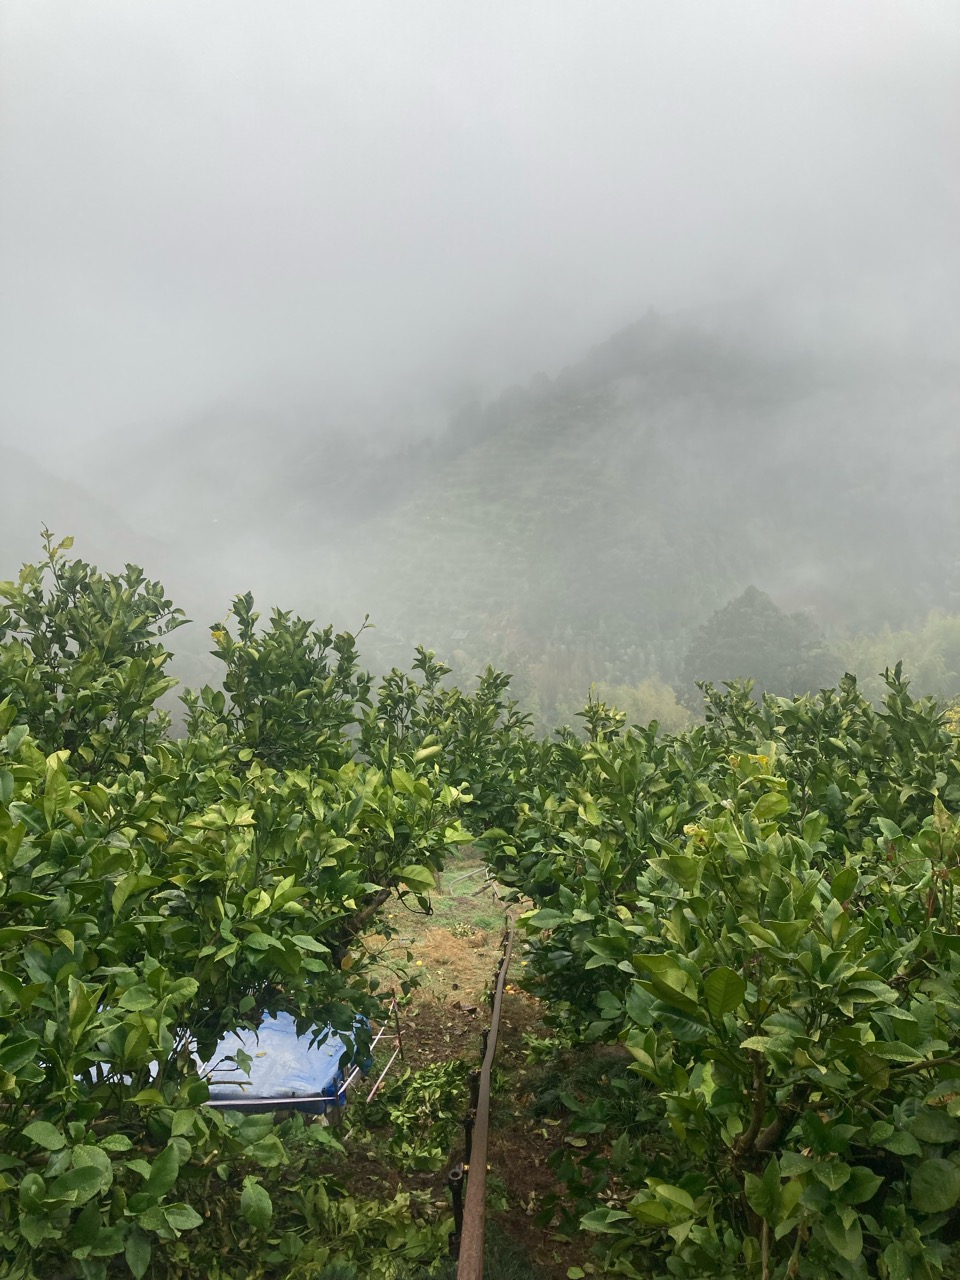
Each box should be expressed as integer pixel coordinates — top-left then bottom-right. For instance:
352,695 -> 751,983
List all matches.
5,308 -> 959,729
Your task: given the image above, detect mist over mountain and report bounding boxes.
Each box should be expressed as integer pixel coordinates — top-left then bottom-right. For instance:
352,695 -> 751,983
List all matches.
8,299 -> 952,725
2,447 -> 155,573
343,308 -> 960,691
3,1 -> 959,725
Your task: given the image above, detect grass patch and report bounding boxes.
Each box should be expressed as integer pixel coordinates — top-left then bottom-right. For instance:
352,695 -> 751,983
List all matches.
362,846 -> 511,1013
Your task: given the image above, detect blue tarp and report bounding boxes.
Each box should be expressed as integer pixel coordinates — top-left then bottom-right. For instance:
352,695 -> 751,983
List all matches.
201,1013 -> 368,1116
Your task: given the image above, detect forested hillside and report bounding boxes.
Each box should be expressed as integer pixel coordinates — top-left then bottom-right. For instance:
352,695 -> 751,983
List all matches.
14,308 -> 960,723
358,313 -> 958,673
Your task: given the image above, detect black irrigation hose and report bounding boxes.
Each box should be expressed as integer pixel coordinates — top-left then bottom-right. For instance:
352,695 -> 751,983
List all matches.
456,915 -> 515,1280
447,1163 -> 465,1258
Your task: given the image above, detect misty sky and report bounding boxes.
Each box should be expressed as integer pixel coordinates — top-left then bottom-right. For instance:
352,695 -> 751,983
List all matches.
2,1 -> 958,449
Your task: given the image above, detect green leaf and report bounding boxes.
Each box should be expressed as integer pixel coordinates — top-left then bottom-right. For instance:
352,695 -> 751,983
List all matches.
118,985 -> 157,1012
241,931 -> 277,952
290,934 -> 329,954
744,1172 -> 777,1222
623,982 -> 656,1024
113,873 -> 161,914
100,1134 -> 133,1152
49,1164 -> 106,1205
170,1110 -> 198,1139
580,1207 -> 632,1233
867,1121 -> 895,1144
130,1089 -> 166,1108
830,866 -> 858,902
18,1171 -> 47,1212
628,1198 -> 674,1225
882,1130 -> 923,1157
883,1242 -> 910,1280
870,1042 -> 924,1061
526,908 -> 565,930
634,954 -> 700,1014
753,791 -> 790,822
907,1110 -> 960,1144
164,1203 -> 203,1232
813,1160 -> 850,1191
240,1177 -> 273,1230
842,1166 -> 883,1205
655,854 -> 702,890
4,724 -> 28,755
246,1134 -> 286,1167
580,798 -> 601,825
67,975 -> 99,1041
740,1035 -> 776,1053
654,1183 -> 694,1212
911,1158 -> 960,1213
72,1143 -> 113,1193
19,1212 -> 52,1248
68,1197 -> 103,1249
42,759 -> 73,826
146,1144 -> 180,1198
0,927 -> 35,946
779,1179 -> 803,1221
703,966 -> 745,1020
22,1120 -> 66,1151
398,865 -> 435,892
822,1211 -> 862,1260
125,1227 -> 151,1279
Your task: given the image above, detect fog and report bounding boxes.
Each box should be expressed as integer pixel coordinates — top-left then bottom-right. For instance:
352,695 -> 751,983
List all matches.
2,1 -> 959,724
3,0 -> 958,439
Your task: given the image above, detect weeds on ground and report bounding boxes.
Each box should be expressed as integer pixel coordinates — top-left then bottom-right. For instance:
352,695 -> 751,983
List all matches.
312,1221 -> 547,1278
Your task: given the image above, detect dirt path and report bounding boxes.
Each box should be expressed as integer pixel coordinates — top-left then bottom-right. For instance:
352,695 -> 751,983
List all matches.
355,851 -> 597,1279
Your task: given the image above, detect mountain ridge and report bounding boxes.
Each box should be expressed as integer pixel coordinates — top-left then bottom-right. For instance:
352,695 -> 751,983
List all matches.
6,307 -> 957,713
